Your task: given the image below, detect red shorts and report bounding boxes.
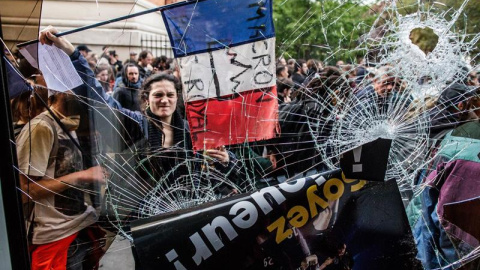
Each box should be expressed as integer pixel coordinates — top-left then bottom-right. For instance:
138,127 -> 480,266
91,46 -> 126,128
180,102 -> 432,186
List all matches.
30,233 -> 78,270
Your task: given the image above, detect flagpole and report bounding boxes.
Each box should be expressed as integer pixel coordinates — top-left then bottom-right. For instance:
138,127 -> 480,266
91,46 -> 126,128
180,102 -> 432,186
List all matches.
16,1 -> 186,48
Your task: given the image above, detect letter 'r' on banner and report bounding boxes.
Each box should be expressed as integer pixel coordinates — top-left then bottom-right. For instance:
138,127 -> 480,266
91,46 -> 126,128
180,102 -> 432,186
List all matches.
161,0 -> 278,151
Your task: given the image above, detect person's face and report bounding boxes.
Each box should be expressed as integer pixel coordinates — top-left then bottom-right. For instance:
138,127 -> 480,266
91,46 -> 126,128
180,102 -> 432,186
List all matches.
281,67 -> 288,78
79,50 -> 88,57
96,70 -> 109,82
126,66 -> 139,83
54,92 -> 83,117
142,53 -> 153,67
282,87 -> 292,97
130,54 -> 137,61
373,75 -> 395,97
467,72 -> 479,86
285,88 -> 292,99
148,80 -> 178,121
279,58 -> 287,66
302,63 -> 308,75
338,244 -> 346,256
471,93 -> 480,118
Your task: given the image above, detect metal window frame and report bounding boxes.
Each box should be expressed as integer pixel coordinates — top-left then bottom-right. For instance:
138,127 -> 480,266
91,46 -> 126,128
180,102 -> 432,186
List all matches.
0,20 -> 32,270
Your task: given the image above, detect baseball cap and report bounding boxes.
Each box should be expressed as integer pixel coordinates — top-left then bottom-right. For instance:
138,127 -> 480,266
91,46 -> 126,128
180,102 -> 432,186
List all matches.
76,45 -> 91,52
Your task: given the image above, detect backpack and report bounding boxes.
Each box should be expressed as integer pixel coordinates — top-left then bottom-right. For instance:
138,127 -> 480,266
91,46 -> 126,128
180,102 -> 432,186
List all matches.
23,114 -> 59,241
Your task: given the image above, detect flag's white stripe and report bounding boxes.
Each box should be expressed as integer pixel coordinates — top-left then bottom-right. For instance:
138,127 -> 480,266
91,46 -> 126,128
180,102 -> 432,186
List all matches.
179,37 -> 276,102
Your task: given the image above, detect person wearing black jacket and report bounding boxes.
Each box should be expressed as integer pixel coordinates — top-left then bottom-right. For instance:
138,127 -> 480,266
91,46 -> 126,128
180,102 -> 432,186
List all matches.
113,63 -> 143,111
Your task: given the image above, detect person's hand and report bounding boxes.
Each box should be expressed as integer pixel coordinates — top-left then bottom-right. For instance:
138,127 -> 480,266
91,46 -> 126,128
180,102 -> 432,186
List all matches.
319,257 -> 334,269
38,25 -> 75,56
301,254 -> 318,269
205,146 -> 229,164
267,153 -> 277,170
77,165 -> 107,185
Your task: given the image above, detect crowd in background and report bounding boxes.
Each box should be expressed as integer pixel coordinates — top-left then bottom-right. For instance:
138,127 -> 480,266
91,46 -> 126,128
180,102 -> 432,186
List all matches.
6,29 -> 480,270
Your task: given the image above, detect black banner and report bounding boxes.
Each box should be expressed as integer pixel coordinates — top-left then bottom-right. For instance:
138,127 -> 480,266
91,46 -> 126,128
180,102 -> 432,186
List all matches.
131,169 -> 420,270
339,138 -> 392,182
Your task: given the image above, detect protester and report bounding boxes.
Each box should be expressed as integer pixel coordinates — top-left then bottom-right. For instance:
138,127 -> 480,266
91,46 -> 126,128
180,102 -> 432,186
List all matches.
76,44 -> 91,58
132,73 -> 238,183
16,92 -> 107,270
15,25 -> 112,270
12,60 -> 49,137
355,66 -> 401,98
469,87 -> 480,119
137,50 -> 153,79
428,83 -> 477,138
306,59 -> 322,77
340,64 -> 357,89
128,51 -> 138,62
103,50 -> 121,77
291,59 -> 308,87
287,58 -> 296,69
38,24 -> 241,191
276,65 -> 289,79
95,63 -> 114,95
354,58 -> 368,85
113,63 -> 143,111
467,70 -> 479,87
272,66 -> 350,178
10,86 -> 48,138
276,77 -> 294,104
152,55 -> 170,73
408,88 -> 480,269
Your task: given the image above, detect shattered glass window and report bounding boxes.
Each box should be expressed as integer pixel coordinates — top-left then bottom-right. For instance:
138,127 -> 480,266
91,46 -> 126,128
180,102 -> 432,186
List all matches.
1,0 -> 479,269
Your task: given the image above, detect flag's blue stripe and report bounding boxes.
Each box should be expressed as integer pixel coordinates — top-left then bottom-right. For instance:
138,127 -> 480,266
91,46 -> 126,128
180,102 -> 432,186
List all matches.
162,0 -> 275,58
4,57 -> 32,99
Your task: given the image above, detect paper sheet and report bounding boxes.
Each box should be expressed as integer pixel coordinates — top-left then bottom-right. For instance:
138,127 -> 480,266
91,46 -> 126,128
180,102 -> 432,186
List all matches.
20,43 -> 83,93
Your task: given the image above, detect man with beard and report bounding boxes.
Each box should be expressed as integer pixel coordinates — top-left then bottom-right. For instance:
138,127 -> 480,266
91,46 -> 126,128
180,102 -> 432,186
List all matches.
113,63 -> 143,111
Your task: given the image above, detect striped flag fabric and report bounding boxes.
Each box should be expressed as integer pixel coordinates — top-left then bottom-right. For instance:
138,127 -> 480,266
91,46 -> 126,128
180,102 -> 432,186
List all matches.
161,0 -> 278,151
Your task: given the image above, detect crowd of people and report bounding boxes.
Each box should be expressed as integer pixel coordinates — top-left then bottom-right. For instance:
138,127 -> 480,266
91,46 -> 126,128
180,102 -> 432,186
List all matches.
7,24 -> 480,270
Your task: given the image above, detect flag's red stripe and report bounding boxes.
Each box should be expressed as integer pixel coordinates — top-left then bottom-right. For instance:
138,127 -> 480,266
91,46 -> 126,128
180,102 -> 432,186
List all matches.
185,86 -> 279,151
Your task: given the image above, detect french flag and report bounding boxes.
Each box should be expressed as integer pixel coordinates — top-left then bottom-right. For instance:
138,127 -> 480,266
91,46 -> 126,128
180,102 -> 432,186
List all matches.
162,0 -> 278,151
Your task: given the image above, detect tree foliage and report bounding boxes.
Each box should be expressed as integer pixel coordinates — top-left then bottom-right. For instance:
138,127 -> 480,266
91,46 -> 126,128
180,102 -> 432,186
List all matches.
273,0 -> 376,63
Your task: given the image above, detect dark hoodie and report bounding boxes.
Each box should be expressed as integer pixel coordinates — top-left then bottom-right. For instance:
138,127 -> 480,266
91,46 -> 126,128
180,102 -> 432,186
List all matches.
429,83 -> 475,138
428,105 -> 464,138
113,68 -> 143,111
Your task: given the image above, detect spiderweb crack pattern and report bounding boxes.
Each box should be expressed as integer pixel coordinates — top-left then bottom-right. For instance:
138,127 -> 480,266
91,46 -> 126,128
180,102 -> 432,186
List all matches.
317,0 -> 479,195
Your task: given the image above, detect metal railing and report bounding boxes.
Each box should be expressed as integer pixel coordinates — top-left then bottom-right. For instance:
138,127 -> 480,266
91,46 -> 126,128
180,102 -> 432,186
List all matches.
140,34 -> 174,58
